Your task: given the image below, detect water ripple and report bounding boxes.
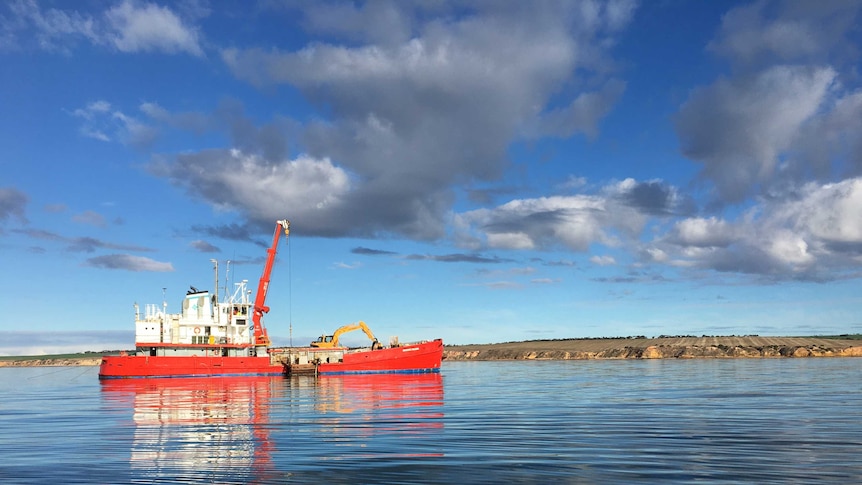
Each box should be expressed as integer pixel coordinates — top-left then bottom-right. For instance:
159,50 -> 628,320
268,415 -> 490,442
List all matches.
0,359 -> 860,483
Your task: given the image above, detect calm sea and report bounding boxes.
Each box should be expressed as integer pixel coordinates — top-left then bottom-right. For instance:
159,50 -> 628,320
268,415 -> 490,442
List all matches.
0,359 -> 860,484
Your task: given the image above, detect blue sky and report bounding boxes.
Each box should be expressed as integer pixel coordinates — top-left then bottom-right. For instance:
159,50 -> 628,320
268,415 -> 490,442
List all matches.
2,0 -> 862,355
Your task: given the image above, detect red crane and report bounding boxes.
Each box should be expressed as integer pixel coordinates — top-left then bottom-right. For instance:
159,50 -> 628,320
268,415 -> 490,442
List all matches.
252,219 -> 290,346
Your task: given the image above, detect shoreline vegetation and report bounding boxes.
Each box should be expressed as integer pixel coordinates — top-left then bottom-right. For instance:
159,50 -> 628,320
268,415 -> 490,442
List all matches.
443,335 -> 862,361
1,335 -> 861,367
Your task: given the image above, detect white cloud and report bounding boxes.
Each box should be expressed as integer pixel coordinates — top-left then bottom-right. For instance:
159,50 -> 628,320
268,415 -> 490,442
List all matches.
766,230 -> 813,266
72,100 -> 111,119
781,178 -> 862,244
590,255 -> 616,266
676,65 -> 837,202
529,79 -> 626,139
677,1 -> 862,206
670,217 -> 734,248
651,177 -> 862,279
216,3 -> 634,239
70,101 -> 157,146
2,0 -> 98,52
105,0 -> 203,56
155,150 -> 352,229
2,1 -> 203,55
456,195 -> 606,251
454,178 -> 668,252
333,261 -> 362,270
708,0 -> 861,67
486,232 -> 535,250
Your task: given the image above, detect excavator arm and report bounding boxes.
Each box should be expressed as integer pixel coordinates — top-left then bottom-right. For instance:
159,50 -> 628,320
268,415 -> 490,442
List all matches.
310,321 -> 381,349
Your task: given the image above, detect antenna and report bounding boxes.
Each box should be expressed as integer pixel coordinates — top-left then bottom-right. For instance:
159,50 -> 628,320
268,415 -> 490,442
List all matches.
210,259 -> 218,305
223,260 -> 231,302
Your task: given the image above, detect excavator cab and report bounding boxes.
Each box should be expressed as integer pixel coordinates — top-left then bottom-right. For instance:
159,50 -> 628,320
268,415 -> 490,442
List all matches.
313,335 -> 334,345
310,321 -> 381,349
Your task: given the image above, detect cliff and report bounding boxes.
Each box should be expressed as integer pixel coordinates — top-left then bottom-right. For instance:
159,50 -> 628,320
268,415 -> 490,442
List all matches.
0,357 -> 102,367
2,336 -> 860,366
444,336 -> 862,361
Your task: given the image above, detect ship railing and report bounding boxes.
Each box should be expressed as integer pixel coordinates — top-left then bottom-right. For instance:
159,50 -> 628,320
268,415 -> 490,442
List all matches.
143,304 -> 165,321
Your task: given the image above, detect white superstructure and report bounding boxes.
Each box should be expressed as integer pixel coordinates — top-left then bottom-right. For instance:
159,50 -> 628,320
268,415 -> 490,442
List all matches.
134,280 -> 259,354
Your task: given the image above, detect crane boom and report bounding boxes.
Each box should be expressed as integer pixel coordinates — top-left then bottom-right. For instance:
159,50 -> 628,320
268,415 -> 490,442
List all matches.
252,219 -> 290,346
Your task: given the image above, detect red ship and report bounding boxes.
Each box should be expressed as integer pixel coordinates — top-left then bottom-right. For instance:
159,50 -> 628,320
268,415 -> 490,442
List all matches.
99,219 -> 443,379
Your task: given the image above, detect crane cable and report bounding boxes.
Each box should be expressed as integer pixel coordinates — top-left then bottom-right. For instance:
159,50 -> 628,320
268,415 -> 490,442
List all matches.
288,233 -> 293,348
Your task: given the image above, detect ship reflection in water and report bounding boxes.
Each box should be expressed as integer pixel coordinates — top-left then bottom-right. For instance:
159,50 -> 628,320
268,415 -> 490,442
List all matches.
305,373 -> 445,436
100,372 -> 444,481
100,376 -> 281,482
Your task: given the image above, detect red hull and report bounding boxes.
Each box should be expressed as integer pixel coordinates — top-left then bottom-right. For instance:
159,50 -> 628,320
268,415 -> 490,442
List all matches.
99,355 -> 283,379
318,339 -> 443,375
100,339 -> 444,378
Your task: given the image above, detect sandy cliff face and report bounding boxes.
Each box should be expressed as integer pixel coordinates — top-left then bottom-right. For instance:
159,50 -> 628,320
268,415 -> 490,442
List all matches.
3,338 -> 860,366
0,358 -> 102,367
443,338 -> 862,361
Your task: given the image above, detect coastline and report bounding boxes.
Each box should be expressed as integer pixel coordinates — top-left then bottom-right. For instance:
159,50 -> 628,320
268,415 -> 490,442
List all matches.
2,336 -> 861,367
444,336 -> 862,361
0,357 -> 103,368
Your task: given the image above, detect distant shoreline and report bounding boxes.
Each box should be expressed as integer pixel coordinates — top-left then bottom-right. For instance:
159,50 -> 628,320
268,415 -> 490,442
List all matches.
0,357 -> 103,368
444,336 -> 862,360
1,336 -> 860,367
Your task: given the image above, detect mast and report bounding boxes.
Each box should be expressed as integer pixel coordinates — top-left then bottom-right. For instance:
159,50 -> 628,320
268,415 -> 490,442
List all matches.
211,259 -> 219,310
252,220 -> 290,347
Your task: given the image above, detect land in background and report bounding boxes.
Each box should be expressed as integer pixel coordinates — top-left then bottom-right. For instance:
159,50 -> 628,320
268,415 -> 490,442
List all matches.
2,335 -> 861,367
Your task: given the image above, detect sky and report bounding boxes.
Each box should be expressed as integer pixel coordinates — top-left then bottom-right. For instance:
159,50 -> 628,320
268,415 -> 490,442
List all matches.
2,0 -> 862,355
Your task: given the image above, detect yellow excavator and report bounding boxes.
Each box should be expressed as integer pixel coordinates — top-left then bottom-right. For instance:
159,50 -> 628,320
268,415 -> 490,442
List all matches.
310,321 -> 383,349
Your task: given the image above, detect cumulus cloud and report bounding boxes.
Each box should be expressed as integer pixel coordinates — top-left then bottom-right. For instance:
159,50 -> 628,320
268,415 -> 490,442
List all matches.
528,79 -> 627,139
676,65 -> 837,202
708,0 -> 861,67
210,2 -> 634,239
456,195 -> 609,251
668,217 -> 735,248
299,0 -> 416,46
611,178 -> 695,216
151,150 -> 353,236
676,1 -> 862,205
779,178 -> 862,246
646,177 -> 862,280
454,178 -> 681,252
84,254 -> 173,272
